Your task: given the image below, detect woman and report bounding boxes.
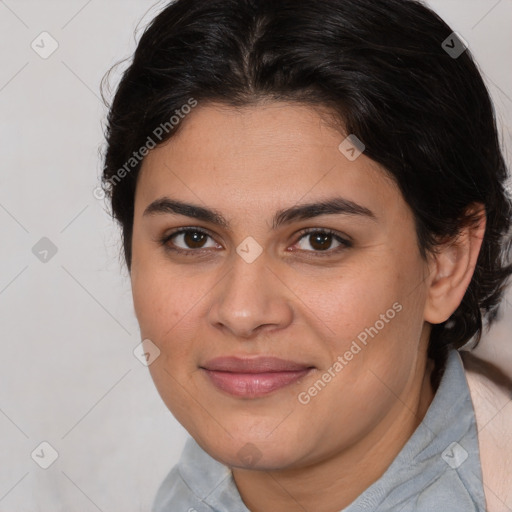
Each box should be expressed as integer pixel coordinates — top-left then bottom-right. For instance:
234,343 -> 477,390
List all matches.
101,0 -> 512,510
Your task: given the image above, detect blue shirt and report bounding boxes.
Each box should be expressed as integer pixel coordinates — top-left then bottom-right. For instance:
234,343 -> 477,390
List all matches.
152,349 -> 486,511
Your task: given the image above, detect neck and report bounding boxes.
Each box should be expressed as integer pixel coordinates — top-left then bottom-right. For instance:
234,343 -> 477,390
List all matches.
232,356 -> 435,512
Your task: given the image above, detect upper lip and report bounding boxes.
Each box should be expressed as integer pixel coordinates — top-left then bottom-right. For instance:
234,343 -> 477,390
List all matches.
201,356 -> 313,373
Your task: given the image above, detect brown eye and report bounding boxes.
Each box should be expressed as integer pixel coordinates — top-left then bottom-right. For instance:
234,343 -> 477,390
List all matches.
162,228 -> 219,253
181,230 -> 208,249
308,232 -> 334,251
294,229 -> 351,254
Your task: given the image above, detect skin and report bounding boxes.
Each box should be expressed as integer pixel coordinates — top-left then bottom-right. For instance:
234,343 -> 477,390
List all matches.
130,101 -> 486,512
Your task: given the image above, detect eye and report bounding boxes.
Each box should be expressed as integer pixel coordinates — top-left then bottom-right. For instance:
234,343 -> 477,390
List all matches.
160,228 -> 220,255
160,227 -> 351,257
292,228 -> 351,254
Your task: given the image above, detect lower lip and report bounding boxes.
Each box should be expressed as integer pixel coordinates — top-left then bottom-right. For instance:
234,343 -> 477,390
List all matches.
202,369 -> 312,398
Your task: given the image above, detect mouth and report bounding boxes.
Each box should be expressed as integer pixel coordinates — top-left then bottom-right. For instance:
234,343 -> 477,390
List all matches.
200,356 -> 315,398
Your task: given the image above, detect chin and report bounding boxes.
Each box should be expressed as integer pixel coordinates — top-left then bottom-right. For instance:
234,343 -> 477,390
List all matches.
193,427 -> 308,471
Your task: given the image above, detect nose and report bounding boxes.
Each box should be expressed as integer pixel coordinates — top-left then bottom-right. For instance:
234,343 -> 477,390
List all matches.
207,251 -> 294,339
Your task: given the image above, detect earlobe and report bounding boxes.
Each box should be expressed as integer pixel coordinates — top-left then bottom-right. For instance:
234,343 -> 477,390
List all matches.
424,204 -> 487,324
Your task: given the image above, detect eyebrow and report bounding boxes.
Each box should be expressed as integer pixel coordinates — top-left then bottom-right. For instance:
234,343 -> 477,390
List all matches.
143,196 -> 377,229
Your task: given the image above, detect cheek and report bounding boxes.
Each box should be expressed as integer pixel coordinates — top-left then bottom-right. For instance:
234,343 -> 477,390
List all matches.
132,269 -> 196,343
130,233 -> 199,339
306,250 -> 427,389
297,258 -> 405,345
131,261 -> 206,429
131,268 -> 168,339
130,254 -> 218,384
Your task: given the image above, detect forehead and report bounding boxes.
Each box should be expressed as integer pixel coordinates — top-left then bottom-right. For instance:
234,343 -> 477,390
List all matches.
136,101 -> 403,222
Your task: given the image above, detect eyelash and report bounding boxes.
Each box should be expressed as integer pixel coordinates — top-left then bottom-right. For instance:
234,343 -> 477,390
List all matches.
159,227 -> 352,257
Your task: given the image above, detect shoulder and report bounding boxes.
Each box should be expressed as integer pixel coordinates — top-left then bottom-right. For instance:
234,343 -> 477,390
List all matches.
462,351 -> 512,511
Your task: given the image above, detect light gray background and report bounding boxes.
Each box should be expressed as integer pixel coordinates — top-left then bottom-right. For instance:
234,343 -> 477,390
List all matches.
0,1 -> 510,511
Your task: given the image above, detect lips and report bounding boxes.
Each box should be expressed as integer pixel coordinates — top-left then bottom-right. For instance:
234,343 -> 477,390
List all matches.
200,356 -> 314,398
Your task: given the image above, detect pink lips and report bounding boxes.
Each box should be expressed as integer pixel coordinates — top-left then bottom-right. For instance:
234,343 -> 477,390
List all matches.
200,356 -> 314,398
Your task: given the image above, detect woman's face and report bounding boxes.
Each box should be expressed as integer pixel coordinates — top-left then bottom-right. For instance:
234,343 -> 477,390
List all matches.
130,102 -> 433,470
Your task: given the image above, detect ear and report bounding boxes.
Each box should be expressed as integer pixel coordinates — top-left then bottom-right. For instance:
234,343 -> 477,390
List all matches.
424,204 -> 486,324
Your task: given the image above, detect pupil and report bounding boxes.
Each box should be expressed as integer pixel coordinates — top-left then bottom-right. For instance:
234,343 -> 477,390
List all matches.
311,233 -> 331,251
186,231 -> 205,248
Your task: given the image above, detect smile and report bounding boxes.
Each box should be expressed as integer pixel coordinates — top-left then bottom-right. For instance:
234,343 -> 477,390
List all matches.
200,356 -> 315,398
